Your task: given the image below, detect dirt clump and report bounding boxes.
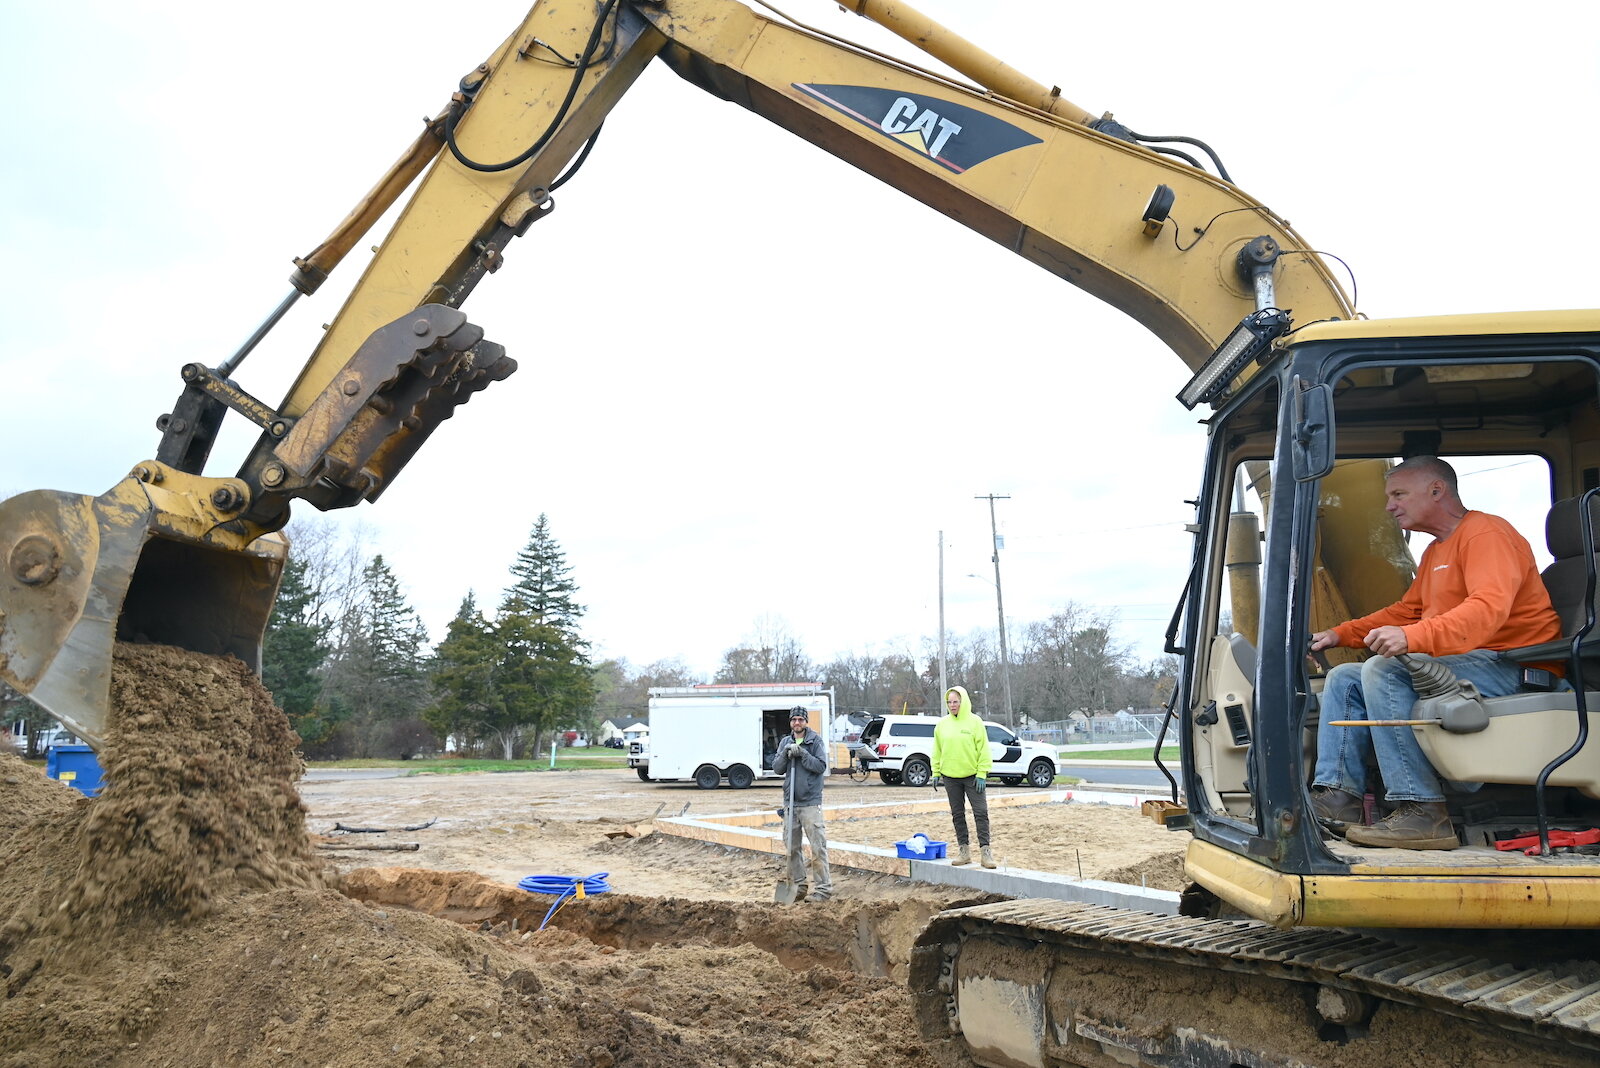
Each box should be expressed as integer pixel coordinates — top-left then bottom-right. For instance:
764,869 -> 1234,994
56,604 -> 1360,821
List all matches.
68,643 -> 320,923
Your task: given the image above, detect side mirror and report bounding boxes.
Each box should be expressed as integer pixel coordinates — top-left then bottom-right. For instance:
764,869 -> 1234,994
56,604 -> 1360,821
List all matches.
1291,377 -> 1335,482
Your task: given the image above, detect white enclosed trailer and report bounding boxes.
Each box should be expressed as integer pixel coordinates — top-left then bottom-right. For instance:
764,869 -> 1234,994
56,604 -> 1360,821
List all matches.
632,683 -> 833,789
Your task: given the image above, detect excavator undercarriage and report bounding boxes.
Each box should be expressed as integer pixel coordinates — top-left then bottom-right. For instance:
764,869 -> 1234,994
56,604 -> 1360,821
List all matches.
911,900 -> 1600,1068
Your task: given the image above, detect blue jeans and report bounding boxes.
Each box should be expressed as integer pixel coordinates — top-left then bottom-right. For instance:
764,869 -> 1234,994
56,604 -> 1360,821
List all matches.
1312,651 -> 1525,803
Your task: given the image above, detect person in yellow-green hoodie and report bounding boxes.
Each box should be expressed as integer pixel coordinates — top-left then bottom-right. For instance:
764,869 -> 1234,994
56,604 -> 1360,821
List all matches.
932,685 -> 996,868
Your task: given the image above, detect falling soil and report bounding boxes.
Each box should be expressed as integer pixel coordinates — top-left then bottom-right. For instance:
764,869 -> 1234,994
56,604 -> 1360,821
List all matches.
2,643 -> 1595,1066
64,643 -> 320,923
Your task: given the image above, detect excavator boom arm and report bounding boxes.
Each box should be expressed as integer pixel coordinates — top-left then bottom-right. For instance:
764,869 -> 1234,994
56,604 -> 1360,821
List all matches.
0,0 -> 1367,760
283,0 -> 1350,433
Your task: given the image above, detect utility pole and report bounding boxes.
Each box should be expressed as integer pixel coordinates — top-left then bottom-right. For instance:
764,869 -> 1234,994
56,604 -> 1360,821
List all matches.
975,494 -> 1014,730
937,531 -> 947,711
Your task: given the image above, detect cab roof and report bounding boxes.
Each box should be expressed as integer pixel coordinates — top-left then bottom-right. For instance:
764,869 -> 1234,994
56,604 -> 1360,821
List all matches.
1289,309 -> 1600,345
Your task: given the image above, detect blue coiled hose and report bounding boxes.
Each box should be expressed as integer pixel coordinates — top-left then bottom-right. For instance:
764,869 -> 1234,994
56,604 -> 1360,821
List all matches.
517,872 -> 611,930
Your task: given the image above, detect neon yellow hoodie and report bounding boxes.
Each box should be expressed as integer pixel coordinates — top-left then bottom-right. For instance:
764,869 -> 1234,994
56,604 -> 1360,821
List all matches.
932,685 -> 991,779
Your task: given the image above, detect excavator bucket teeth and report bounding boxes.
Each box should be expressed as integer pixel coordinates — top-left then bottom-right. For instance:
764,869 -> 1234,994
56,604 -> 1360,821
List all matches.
0,477 -> 286,750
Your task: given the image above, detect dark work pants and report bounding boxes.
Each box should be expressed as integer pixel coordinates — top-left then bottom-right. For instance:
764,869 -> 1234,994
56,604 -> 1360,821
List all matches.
942,774 -> 991,847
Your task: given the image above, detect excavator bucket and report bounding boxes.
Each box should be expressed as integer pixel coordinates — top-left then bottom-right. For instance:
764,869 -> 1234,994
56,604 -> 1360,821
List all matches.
0,475 -> 286,750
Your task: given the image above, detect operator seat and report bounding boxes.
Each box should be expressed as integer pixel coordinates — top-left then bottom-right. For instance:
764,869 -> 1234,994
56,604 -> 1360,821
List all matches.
1526,494 -> 1600,673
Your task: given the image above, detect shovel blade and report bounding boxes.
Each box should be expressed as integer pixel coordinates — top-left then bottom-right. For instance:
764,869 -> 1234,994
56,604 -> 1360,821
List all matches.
0,474 -> 286,749
773,879 -> 799,905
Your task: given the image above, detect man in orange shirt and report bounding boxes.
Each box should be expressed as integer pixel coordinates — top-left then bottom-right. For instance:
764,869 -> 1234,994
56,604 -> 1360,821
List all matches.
1308,456 -> 1563,850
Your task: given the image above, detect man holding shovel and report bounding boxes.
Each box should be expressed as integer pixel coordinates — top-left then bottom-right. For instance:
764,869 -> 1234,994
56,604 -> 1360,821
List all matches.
772,707 -> 832,903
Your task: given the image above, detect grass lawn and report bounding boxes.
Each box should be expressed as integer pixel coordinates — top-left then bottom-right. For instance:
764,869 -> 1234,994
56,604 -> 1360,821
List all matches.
1060,746 -> 1180,762
307,750 -> 630,775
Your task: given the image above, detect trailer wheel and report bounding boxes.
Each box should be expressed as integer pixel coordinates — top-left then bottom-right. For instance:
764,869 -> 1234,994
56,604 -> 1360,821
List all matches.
693,764 -> 722,790
878,770 -> 902,785
636,767 -> 653,782
1027,759 -> 1056,788
726,764 -> 754,789
902,757 -> 933,788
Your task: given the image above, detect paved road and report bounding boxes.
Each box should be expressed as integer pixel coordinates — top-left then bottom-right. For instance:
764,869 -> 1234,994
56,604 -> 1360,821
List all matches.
1060,763 -> 1175,789
300,767 -> 407,783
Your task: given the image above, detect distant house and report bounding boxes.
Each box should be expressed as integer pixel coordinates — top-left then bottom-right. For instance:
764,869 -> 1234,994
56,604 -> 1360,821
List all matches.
597,717 -> 649,746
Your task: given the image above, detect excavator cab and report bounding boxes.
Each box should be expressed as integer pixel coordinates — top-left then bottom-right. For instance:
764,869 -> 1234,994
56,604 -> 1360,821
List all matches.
912,316 -> 1600,1068
1179,311 -> 1600,925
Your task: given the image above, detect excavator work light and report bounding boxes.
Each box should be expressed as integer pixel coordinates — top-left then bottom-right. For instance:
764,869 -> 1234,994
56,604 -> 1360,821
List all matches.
1177,307 -> 1291,409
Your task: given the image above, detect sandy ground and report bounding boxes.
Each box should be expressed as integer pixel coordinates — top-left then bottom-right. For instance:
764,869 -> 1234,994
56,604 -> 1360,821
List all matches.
300,770 -> 1191,896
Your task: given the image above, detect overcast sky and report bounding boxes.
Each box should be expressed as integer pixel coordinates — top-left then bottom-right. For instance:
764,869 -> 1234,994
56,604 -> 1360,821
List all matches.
3,2 -> 1597,680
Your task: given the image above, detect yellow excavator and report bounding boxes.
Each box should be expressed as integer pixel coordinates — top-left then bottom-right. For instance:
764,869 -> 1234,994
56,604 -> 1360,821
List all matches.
4,1 -> 1600,1063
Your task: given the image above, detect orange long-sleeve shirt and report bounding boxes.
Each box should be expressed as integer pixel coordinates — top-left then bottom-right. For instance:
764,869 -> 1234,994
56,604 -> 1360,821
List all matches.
1332,511 -> 1561,658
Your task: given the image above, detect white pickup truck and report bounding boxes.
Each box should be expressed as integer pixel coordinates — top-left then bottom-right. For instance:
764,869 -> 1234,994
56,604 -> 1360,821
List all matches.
860,714 -> 1058,788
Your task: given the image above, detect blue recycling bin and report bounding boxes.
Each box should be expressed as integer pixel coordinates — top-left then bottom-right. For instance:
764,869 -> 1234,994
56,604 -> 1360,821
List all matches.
46,744 -> 103,797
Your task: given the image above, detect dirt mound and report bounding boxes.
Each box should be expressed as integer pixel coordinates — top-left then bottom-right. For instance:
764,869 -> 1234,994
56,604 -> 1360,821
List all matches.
4,851 -> 940,1068
0,750 -> 85,949
1098,849 -> 1187,892
4,873 -> 928,1068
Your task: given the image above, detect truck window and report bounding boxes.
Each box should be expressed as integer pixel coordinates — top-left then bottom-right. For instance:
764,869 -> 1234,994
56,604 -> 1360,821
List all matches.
889,722 -> 935,738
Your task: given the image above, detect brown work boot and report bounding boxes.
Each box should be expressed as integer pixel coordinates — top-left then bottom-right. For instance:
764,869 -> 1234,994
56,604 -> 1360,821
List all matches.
1344,801 -> 1459,850
1310,786 -> 1364,836
953,844 -> 971,866
980,845 -> 997,869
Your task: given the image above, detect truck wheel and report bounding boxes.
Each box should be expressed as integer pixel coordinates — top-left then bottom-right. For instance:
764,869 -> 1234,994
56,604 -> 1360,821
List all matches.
693,764 -> 722,790
726,764 -> 754,789
902,757 -> 932,788
1027,759 -> 1056,788
636,767 -> 653,782
878,770 -> 902,785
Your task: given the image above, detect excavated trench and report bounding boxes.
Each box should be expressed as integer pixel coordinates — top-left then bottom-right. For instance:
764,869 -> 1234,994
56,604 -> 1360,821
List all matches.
338,866 -> 979,982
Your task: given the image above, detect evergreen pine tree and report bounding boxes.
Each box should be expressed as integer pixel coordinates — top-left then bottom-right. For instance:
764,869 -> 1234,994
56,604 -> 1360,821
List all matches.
262,556 -> 337,745
426,593 -> 504,748
494,515 -> 596,755
503,514 -> 585,622
323,554 -> 430,756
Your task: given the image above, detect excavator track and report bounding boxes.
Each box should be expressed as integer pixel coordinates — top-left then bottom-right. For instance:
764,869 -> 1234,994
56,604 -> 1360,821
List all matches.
910,899 -> 1600,1068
